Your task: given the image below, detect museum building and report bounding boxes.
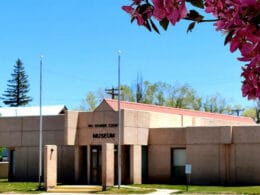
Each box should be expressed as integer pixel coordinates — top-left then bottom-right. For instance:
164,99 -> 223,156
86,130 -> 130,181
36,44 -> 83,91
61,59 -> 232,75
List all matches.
0,99 -> 260,186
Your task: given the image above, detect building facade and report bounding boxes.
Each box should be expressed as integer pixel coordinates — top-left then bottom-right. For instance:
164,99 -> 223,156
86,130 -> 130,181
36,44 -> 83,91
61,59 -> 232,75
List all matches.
0,99 -> 258,185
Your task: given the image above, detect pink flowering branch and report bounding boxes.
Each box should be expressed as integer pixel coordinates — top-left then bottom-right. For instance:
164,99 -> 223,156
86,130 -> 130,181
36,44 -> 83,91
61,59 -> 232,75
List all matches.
122,0 -> 260,100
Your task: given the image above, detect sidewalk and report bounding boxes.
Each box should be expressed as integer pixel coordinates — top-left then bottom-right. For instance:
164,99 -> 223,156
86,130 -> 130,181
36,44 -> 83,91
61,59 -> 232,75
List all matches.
40,186 -> 181,195
0,186 -> 181,195
120,185 -> 181,194
39,189 -> 181,195
147,188 -> 181,194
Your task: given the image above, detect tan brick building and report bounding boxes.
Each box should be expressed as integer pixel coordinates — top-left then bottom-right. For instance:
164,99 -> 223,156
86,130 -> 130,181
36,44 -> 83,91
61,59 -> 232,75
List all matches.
0,99 -> 258,185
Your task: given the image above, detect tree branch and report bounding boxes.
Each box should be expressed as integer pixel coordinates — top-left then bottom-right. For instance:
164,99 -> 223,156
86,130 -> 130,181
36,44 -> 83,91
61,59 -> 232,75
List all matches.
184,17 -> 219,23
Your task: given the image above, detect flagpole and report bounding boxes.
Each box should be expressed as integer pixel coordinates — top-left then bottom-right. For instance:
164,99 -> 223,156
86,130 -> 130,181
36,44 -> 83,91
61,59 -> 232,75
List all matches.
117,50 -> 122,189
38,55 -> 43,188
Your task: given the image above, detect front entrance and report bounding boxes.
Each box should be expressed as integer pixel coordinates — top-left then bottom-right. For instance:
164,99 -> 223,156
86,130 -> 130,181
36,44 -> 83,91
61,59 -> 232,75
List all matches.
171,148 -> 186,184
78,146 -> 87,184
90,146 -> 102,185
8,149 -> 15,181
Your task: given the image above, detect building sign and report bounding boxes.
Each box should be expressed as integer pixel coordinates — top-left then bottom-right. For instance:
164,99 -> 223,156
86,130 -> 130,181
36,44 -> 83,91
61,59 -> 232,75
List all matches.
93,133 -> 115,138
185,164 -> 192,174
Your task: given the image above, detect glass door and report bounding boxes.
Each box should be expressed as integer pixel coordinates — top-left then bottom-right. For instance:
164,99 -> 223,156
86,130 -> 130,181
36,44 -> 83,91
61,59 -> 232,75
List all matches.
90,146 -> 102,185
171,148 -> 186,183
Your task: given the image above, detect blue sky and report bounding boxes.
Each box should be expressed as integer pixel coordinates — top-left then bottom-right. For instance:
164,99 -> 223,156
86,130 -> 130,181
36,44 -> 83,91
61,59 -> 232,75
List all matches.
0,0 -> 256,109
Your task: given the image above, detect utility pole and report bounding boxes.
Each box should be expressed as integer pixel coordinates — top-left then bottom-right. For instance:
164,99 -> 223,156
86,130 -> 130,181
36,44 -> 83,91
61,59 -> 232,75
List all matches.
105,87 -> 119,99
231,109 -> 244,116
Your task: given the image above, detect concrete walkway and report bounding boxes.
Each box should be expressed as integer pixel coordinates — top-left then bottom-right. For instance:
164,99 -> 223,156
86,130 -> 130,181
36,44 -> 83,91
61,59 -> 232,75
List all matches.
120,185 -> 181,194
40,185 -> 179,195
0,185 -> 182,195
39,191 -> 180,195
147,188 -> 181,194
39,189 -> 181,195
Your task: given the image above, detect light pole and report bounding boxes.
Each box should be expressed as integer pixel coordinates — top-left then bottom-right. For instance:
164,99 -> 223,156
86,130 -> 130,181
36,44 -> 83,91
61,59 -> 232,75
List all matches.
117,50 -> 122,189
38,55 -> 43,188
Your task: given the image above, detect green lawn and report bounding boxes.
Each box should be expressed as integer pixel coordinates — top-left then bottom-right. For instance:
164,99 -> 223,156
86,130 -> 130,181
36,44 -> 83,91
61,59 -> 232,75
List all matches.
186,185 -> 260,194
2,179 -> 260,194
132,184 -> 260,194
0,179 -> 41,194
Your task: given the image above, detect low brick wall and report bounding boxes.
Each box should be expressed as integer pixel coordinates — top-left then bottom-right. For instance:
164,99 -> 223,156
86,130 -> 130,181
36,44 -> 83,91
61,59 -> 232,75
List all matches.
0,162 -> 8,179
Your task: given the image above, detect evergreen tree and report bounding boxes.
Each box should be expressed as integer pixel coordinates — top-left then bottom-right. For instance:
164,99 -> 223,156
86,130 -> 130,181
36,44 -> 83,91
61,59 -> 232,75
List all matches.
2,58 -> 32,107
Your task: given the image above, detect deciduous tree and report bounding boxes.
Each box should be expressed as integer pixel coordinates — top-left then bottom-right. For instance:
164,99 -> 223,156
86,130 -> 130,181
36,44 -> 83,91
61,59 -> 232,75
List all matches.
86,92 -> 97,111
165,84 -> 202,110
80,81 -> 238,114
203,93 -> 227,113
143,81 -> 158,104
121,85 -> 136,102
243,107 -> 257,120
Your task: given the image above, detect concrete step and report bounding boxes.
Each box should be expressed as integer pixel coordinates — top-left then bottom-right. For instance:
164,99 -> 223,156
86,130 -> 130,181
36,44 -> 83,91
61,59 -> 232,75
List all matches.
47,185 -> 102,193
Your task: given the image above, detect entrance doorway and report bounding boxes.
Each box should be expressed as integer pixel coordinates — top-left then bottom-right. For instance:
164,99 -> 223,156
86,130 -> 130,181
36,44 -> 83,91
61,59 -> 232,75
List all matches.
142,146 -> 148,183
90,146 -> 102,185
171,148 -> 186,184
78,146 -> 87,184
8,149 -> 15,181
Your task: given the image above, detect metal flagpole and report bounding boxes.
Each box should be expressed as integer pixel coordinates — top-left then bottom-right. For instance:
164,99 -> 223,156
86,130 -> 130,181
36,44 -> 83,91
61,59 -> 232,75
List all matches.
38,55 -> 43,188
117,50 -> 122,189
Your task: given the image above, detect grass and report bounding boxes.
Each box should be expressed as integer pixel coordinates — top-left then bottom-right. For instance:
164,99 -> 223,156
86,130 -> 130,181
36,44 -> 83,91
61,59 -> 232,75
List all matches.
132,184 -> 260,194
186,185 -> 260,194
0,179 -> 154,194
0,179 -> 42,194
2,179 -> 260,194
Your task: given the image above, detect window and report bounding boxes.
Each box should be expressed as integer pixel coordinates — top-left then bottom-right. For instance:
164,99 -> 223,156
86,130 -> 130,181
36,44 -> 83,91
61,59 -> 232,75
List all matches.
173,149 -> 186,166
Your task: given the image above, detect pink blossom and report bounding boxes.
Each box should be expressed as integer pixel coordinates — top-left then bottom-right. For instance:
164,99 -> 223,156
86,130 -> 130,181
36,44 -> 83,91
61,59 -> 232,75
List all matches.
204,0 -> 260,99
122,0 -> 260,99
122,0 -> 153,26
241,64 -> 260,99
122,6 -> 134,14
133,0 -> 142,5
152,0 -> 187,25
240,0 -> 258,6
122,5 -> 144,25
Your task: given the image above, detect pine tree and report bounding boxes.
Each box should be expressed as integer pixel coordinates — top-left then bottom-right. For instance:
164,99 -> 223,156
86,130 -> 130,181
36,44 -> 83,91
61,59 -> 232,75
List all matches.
2,58 -> 32,107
